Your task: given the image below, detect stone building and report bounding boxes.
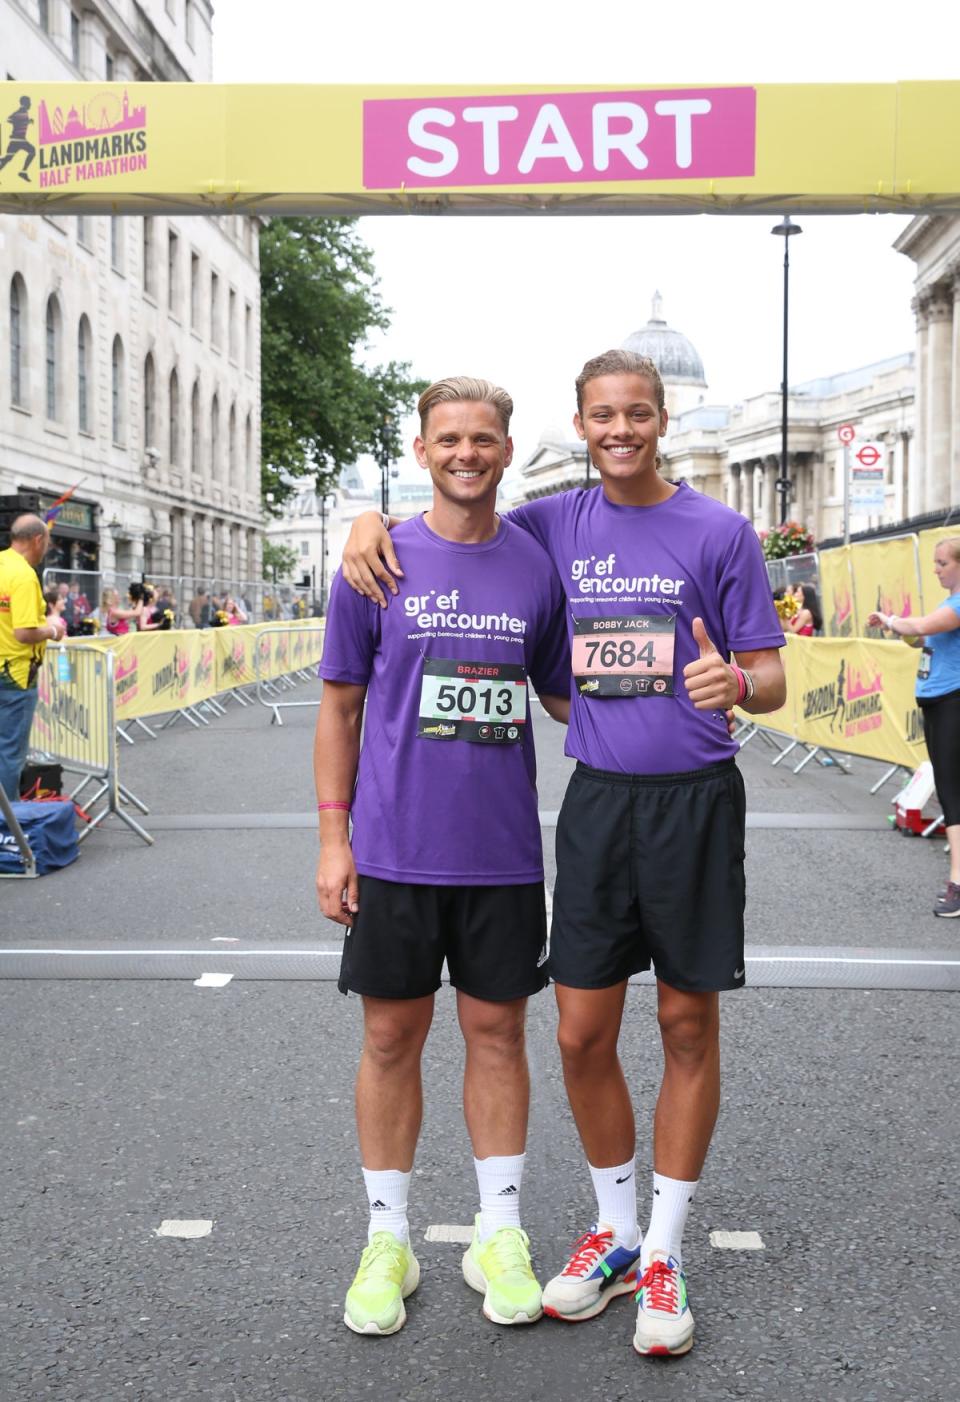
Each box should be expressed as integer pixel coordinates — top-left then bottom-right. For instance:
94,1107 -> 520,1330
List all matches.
0,0 -> 263,593
895,215 -> 960,515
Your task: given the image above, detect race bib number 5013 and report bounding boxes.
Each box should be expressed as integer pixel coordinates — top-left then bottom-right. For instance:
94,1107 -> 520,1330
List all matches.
418,657 -> 527,742
572,614 -> 675,697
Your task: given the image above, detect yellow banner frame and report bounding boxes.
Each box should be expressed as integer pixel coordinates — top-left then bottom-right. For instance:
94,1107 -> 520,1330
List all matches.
2,81 -> 960,215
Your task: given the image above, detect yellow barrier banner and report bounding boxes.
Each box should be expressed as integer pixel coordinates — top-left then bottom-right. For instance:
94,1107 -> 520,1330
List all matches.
769,636 -> 925,767
2,81 -> 960,214
31,644 -> 112,771
253,623 -> 324,682
215,626 -> 259,690
111,630 -> 217,719
847,536 -> 922,638
818,546 -> 856,637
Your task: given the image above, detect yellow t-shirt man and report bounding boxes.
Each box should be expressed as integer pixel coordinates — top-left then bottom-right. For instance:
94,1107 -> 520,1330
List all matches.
0,546 -> 46,688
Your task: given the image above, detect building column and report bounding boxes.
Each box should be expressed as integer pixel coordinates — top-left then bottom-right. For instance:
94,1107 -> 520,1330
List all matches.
926,286 -> 953,512
727,463 -> 741,514
150,509 -> 173,578
763,457 -> 778,529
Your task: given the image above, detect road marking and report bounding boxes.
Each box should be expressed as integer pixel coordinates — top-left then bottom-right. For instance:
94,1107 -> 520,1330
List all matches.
193,972 -> 233,988
710,1230 -> 764,1250
424,1225 -> 474,1244
155,1219 -> 213,1239
3,950 -> 958,968
211,937 -> 239,943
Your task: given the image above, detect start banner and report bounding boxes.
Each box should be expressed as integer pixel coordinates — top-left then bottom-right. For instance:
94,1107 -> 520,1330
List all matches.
1,81 -> 959,215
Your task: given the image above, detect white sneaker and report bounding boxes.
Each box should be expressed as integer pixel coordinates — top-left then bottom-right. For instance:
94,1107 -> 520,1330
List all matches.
542,1225 -> 642,1322
632,1251 -> 694,1357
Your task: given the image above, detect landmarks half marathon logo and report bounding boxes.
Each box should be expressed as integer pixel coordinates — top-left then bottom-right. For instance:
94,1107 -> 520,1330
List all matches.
803,655 -> 883,739
0,89 -> 148,188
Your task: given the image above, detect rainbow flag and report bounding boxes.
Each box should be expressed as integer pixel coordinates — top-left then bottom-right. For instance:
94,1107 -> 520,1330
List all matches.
44,478 -> 86,525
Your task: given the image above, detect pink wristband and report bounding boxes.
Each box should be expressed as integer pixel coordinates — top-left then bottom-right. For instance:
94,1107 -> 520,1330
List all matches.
729,665 -> 747,704
317,801 -> 351,812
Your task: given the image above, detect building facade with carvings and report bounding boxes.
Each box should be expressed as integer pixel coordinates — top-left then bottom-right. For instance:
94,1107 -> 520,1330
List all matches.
895,215 -> 960,516
0,0 -> 262,591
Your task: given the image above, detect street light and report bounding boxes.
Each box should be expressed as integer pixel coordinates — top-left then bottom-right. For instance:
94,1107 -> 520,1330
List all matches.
374,413 -> 395,516
771,215 -> 803,525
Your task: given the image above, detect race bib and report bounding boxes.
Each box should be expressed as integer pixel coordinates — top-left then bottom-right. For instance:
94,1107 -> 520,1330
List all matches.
918,646 -> 932,680
572,614 -> 676,697
418,657 -> 527,742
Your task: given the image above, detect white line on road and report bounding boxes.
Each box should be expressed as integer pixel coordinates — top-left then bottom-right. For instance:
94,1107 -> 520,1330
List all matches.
155,1219 -> 213,1239
424,1225 -> 474,1244
211,937 -> 239,943
3,950 -> 959,968
193,972 -> 233,988
710,1230 -> 764,1250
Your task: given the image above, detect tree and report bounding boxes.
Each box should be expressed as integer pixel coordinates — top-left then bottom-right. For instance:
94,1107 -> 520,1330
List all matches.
262,539 -> 299,582
259,217 -> 426,513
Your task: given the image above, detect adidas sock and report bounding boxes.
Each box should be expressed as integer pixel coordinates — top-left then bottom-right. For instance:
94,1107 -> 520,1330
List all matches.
642,1172 -> 698,1269
474,1153 -> 525,1240
588,1159 -> 640,1249
361,1167 -> 411,1245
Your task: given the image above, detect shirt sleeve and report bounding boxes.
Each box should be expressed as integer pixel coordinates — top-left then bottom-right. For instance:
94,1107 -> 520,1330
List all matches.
529,570 -> 572,699
317,571 -> 379,685
718,523 -> 786,652
503,496 -> 562,553
10,567 -> 44,631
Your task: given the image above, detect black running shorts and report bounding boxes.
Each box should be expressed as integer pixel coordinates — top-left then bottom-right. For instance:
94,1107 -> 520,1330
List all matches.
338,875 -> 549,1002
549,759 -> 747,993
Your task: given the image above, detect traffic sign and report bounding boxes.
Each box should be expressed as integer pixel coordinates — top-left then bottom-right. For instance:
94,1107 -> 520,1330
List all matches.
854,443 -> 882,469
838,423 -> 856,445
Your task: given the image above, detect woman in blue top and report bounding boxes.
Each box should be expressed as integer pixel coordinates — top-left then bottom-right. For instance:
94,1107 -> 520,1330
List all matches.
868,537 -> 960,916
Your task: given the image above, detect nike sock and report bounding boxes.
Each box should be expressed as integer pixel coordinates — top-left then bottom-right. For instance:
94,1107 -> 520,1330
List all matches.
475,1153 -> 525,1240
362,1167 -> 411,1244
588,1159 -> 640,1248
642,1172 -> 698,1268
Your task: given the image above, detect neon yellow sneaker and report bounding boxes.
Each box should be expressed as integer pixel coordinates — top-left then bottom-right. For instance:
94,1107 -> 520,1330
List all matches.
461,1214 -> 543,1325
343,1231 -> 420,1336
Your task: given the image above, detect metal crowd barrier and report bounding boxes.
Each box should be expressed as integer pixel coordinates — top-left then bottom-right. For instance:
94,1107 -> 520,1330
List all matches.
253,623 -> 324,726
0,780 -> 37,878
28,644 -> 153,846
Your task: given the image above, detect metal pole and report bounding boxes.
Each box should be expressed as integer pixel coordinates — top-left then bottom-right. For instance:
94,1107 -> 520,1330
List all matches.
843,442 -> 850,545
780,238 -> 790,525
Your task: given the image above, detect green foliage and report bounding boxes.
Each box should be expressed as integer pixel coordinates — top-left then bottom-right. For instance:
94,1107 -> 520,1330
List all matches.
262,539 -> 299,582
259,217 -> 427,513
759,521 -> 815,560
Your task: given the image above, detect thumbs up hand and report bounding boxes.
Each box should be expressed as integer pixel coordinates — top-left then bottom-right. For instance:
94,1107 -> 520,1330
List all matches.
683,617 -> 739,710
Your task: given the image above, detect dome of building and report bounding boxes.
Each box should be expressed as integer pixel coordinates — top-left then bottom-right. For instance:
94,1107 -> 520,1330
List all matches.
622,292 -> 706,386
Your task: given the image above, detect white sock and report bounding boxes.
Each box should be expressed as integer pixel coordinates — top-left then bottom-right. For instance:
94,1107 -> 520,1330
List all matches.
643,1172 -> 698,1268
588,1159 -> 640,1248
474,1154 -> 525,1240
362,1167 -> 411,1244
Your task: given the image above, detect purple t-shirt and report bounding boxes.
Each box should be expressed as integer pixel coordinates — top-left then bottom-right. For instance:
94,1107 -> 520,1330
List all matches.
508,483 -> 785,774
319,513 -> 570,885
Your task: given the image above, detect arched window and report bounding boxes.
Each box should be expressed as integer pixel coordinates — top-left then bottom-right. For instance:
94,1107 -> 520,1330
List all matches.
168,368 -> 180,466
191,379 -> 201,472
210,393 -> 220,478
228,403 -> 237,487
143,353 -> 156,450
77,315 -> 91,433
10,276 -> 26,407
111,335 -> 124,443
45,295 -> 62,421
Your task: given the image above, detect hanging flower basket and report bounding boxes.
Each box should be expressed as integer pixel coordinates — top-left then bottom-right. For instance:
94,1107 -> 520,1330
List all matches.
759,521 -> 814,560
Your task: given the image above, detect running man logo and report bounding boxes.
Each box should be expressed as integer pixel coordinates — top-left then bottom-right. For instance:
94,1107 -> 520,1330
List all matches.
803,656 -> 883,738
0,89 -> 148,188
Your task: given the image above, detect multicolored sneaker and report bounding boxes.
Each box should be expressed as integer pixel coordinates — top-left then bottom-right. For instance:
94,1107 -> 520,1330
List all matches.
934,881 -> 960,917
632,1251 -> 694,1357
542,1225 -> 642,1321
462,1214 -> 543,1325
343,1231 -> 420,1336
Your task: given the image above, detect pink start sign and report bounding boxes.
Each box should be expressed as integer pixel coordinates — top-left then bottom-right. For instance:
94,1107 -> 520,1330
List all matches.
362,87 -> 756,190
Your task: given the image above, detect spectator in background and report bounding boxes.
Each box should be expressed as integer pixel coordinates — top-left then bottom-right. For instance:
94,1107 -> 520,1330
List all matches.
43,586 -> 66,622
785,584 -> 823,637
868,536 -> 960,917
188,587 -> 208,629
101,586 -> 143,636
224,595 -> 248,625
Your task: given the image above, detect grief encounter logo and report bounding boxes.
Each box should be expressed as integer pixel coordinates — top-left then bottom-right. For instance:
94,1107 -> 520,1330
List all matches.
362,87 -> 756,189
0,89 -> 147,188
803,656 -> 883,738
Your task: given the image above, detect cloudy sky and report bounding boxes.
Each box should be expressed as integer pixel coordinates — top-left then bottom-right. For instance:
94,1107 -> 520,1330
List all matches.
213,0 -> 959,484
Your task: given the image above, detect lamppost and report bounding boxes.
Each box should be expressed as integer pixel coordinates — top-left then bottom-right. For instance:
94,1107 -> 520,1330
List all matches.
771,215 -> 803,525
318,489 -> 334,615
374,413 -> 395,517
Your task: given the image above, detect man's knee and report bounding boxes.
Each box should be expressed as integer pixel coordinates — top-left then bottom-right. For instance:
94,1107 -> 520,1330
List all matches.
657,993 -> 719,1063
460,998 -> 527,1062
556,1013 -> 619,1070
362,1005 -> 429,1070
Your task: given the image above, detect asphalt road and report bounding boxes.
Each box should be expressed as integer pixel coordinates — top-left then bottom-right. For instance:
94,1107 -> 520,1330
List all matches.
2,684 -> 958,1401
